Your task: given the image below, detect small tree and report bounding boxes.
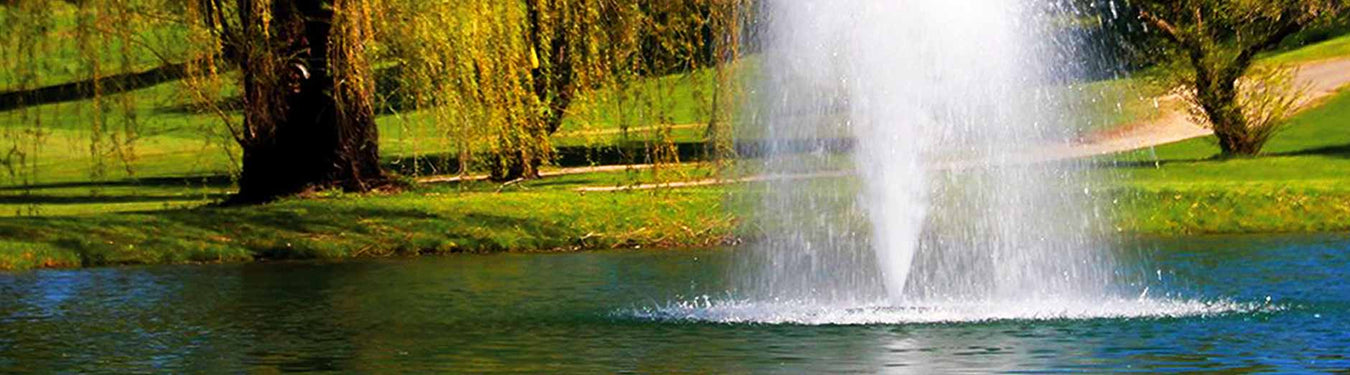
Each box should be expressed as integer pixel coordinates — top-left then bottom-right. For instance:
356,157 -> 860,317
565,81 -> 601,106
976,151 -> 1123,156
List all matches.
1137,0 -> 1341,156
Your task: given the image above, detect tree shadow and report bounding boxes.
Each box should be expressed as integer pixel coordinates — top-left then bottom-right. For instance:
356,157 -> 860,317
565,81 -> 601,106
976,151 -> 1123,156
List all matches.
156,65 -> 410,115
0,193 -> 230,205
0,175 -> 234,192
521,176 -> 615,189
1266,143 -> 1350,159
1091,142 -> 1350,170
383,138 -> 854,176
1092,157 -> 1215,169
0,62 -> 191,112
382,143 -> 714,176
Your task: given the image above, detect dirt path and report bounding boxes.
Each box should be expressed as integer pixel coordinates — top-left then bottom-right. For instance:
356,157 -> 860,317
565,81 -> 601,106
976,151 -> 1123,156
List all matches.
417,164 -> 658,184
1057,57 -> 1350,160
554,123 -> 705,138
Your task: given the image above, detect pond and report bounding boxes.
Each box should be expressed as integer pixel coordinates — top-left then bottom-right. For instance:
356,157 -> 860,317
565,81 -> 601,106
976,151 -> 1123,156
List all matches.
1,234 -> 1347,372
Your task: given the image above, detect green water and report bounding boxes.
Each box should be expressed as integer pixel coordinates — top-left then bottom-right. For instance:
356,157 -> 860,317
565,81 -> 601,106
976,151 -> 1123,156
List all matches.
1,234 -> 1348,372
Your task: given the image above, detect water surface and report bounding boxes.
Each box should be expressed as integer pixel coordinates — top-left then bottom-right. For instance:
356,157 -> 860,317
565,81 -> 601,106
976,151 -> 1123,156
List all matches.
1,234 -> 1347,372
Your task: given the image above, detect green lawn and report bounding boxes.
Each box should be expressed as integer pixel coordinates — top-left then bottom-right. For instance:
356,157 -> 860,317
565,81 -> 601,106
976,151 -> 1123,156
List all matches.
1265,32 -> 1350,65
1107,87 -> 1350,234
0,172 -> 734,270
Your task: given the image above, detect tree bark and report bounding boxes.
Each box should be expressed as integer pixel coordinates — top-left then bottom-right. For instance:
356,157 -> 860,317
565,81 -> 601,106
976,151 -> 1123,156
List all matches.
231,0 -> 385,203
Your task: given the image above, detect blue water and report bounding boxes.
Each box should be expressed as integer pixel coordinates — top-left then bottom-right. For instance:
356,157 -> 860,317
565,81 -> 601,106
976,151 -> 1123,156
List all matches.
0,234 -> 1346,372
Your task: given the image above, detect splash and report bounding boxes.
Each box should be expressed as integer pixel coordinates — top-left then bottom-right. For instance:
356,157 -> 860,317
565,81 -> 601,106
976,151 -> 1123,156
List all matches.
628,297 -> 1282,326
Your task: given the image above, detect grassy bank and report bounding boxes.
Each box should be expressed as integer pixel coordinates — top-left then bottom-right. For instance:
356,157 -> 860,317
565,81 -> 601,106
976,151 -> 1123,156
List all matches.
2,90 -> 1348,270
0,170 -> 735,270
1,79 -> 1348,271
1108,85 -> 1350,235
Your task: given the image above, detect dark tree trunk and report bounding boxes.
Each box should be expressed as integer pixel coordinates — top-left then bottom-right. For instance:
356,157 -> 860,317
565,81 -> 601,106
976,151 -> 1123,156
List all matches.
232,0 -> 385,204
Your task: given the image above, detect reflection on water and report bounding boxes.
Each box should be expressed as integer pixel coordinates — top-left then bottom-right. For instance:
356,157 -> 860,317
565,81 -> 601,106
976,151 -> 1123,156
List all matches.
0,235 -> 1347,372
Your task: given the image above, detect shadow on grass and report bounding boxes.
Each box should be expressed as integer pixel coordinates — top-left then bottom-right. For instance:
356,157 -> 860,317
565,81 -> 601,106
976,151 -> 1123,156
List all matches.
523,176 -> 616,189
0,193 -> 230,205
1094,142 -> 1350,171
0,62 -> 192,112
383,143 -> 714,176
1267,143 -> 1350,158
0,175 -> 234,192
1091,157 -> 1214,169
384,138 -> 854,176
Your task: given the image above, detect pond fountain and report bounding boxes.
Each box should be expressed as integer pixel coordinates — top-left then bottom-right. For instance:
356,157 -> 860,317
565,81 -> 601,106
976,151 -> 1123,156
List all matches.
650,0 -> 1249,324
3,0 -> 1348,372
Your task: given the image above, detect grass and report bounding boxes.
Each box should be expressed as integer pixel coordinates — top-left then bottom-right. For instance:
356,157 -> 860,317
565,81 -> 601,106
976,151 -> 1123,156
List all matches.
1106,86 -> 1350,235
1265,29 -> 1350,65
0,173 -> 735,270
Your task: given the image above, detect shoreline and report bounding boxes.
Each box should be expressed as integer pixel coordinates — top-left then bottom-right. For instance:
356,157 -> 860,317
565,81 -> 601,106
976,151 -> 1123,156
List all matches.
2,182 -> 1347,271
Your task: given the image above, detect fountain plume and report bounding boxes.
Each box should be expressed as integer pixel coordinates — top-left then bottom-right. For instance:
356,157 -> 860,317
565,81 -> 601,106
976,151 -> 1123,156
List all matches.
740,0 -> 1115,307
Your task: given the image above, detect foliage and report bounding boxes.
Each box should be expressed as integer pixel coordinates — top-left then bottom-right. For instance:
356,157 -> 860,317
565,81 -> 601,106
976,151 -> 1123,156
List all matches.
0,0 -> 752,198
377,0 -> 749,181
1059,0 -> 1167,75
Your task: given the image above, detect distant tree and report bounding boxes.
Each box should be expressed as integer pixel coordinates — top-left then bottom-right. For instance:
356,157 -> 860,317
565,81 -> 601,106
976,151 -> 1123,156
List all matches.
1135,0 -> 1344,156
1061,0 -> 1164,76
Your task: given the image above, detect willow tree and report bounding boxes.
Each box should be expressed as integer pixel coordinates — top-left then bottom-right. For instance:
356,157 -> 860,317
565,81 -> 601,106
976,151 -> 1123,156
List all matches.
382,0 -> 749,181
1136,0 -> 1343,156
187,0 -> 385,203
523,0 -> 750,174
376,1 -> 555,181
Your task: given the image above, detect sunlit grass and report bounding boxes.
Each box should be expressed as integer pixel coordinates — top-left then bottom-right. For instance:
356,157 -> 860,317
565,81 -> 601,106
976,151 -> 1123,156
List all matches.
0,170 -> 734,270
1265,33 -> 1350,65
1106,88 -> 1350,235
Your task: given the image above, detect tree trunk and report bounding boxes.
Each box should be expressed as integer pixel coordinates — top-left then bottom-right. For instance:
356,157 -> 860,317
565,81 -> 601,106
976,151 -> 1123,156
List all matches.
526,0 -> 576,136
1192,56 -> 1260,157
232,0 -> 385,204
